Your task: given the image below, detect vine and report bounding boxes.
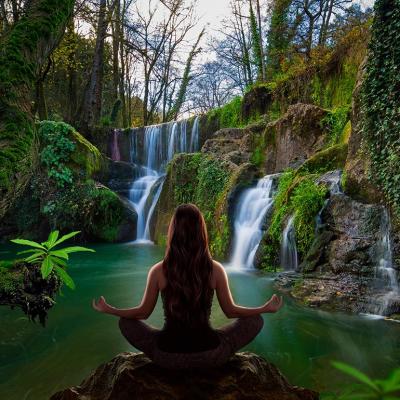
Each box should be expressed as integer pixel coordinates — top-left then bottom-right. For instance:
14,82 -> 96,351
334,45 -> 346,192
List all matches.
361,0 -> 400,215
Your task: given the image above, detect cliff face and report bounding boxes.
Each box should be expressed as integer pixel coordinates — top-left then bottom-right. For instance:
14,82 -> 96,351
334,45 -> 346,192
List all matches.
50,352 -> 319,400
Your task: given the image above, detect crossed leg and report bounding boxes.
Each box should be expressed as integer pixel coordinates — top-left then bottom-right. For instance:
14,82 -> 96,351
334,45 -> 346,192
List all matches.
118,314 -> 264,369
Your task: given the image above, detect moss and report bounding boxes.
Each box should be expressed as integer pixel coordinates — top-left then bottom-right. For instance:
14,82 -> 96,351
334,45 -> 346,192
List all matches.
296,143 -> 348,175
41,180 -> 124,242
156,153 -> 238,258
265,169 -> 328,266
91,186 -> 124,242
70,130 -> 102,177
0,266 -> 23,296
0,0 -> 75,216
320,105 -> 351,146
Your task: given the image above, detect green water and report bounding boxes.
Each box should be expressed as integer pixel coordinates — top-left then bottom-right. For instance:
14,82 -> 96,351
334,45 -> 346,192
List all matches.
1,242 -> 399,399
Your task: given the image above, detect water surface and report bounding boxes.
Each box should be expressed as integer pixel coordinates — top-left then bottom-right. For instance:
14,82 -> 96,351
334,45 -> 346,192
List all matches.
1,243 -> 399,399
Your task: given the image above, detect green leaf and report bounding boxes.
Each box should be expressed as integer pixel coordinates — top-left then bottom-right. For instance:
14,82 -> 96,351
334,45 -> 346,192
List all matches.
49,256 -> 67,268
24,252 -> 45,263
53,231 -> 81,247
49,250 -> 69,260
17,249 -> 41,255
10,239 -> 46,250
46,230 -> 60,249
54,265 -> 75,290
63,246 -> 95,254
41,257 -> 53,279
332,362 -> 380,392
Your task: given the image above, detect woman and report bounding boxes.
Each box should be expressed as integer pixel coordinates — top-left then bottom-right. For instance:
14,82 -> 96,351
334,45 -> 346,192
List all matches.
92,203 -> 283,369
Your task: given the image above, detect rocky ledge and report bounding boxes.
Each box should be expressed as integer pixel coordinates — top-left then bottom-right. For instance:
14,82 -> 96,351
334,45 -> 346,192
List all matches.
50,352 -> 318,400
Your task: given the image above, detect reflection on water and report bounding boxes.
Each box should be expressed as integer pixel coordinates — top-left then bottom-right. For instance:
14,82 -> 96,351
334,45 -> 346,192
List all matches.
0,243 -> 399,399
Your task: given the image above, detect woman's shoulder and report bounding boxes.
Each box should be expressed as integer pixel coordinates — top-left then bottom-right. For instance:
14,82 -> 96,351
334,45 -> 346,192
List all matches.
210,259 -> 225,288
149,260 -> 167,290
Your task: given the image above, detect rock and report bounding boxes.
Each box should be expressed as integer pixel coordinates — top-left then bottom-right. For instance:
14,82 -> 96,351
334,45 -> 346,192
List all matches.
201,128 -> 254,166
96,158 -> 139,196
50,352 -> 318,400
0,262 -> 61,325
115,194 -> 138,242
242,85 -> 273,121
275,193 -> 400,315
263,104 -> 329,174
344,58 -> 383,204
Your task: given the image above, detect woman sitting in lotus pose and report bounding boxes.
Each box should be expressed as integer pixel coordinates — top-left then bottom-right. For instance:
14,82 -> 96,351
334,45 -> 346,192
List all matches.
92,203 -> 283,369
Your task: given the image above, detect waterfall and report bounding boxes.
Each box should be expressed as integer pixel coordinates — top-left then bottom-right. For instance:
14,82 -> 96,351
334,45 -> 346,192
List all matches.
372,209 -> 399,315
281,215 -> 298,271
125,117 -> 201,242
189,116 -> 200,152
111,129 -> 121,161
230,176 -> 275,269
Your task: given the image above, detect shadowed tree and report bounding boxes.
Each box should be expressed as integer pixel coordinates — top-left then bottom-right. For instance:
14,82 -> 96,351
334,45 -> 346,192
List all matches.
0,0 -> 75,219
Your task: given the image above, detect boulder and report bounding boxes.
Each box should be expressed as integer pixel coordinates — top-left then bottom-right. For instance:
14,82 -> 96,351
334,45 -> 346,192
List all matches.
50,352 -> 318,400
264,104 -> 328,173
276,193 -> 400,315
201,128 -> 255,166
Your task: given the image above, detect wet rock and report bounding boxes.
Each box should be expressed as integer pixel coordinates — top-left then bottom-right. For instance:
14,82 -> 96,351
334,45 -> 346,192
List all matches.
50,352 -> 318,400
115,195 -> 137,242
276,193 -> 400,315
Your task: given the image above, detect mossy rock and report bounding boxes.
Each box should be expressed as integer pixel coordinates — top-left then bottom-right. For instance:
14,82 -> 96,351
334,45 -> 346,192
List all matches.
70,130 -> 102,177
0,262 -> 61,325
152,153 -> 239,258
296,143 -> 348,175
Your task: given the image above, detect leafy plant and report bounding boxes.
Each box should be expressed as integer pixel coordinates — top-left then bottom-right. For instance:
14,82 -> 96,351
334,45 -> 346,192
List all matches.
10,231 -> 95,290
322,361 -> 400,400
38,121 -> 76,188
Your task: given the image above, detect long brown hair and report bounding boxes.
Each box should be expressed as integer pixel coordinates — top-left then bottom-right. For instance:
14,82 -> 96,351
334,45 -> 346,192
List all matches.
162,203 -> 214,326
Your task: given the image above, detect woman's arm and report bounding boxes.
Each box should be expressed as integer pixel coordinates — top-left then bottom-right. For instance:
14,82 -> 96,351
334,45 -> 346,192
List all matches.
214,261 -> 283,318
92,262 -> 161,319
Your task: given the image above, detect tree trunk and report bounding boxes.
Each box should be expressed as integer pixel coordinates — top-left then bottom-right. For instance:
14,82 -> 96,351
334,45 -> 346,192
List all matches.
255,0 -> 266,81
77,0 -> 108,134
0,0 -> 75,219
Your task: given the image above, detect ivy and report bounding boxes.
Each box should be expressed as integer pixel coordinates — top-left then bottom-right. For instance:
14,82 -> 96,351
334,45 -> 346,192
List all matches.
361,0 -> 400,215
38,121 -> 76,187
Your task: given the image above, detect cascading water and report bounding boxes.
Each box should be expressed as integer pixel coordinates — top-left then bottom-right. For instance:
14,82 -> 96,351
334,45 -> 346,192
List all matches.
230,176 -> 275,269
281,215 -> 298,271
371,208 -> 399,315
111,129 -> 121,161
127,118 -> 201,242
189,116 -> 199,152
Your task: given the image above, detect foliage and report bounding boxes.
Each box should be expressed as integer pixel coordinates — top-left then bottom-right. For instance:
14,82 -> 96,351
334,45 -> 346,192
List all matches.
170,153 -> 233,257
296,143 -> 348,175
266,0 -> 292,75
322,361 -> 400,400
268,170 -> 328,259
361,0 -> 400,216
320,105 -> 351,145
290,178 -> 328,256
42,181 -> 124,242
0,266 -> 23,295
206,96 -> 243,129
249,3 -> 263,81
0,0 -> 75,215
38,120 -> 76,187
10,231 -> 95,290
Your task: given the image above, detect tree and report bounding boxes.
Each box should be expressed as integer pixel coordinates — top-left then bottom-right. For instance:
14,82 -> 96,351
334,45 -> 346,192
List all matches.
0,0 -> 75,219
166,27 -> 205,121
77,0 -> 110,133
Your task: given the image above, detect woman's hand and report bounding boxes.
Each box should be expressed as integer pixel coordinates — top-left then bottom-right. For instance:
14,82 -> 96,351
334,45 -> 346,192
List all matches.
263,294 -> 283,313
92,296 -> 114,314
